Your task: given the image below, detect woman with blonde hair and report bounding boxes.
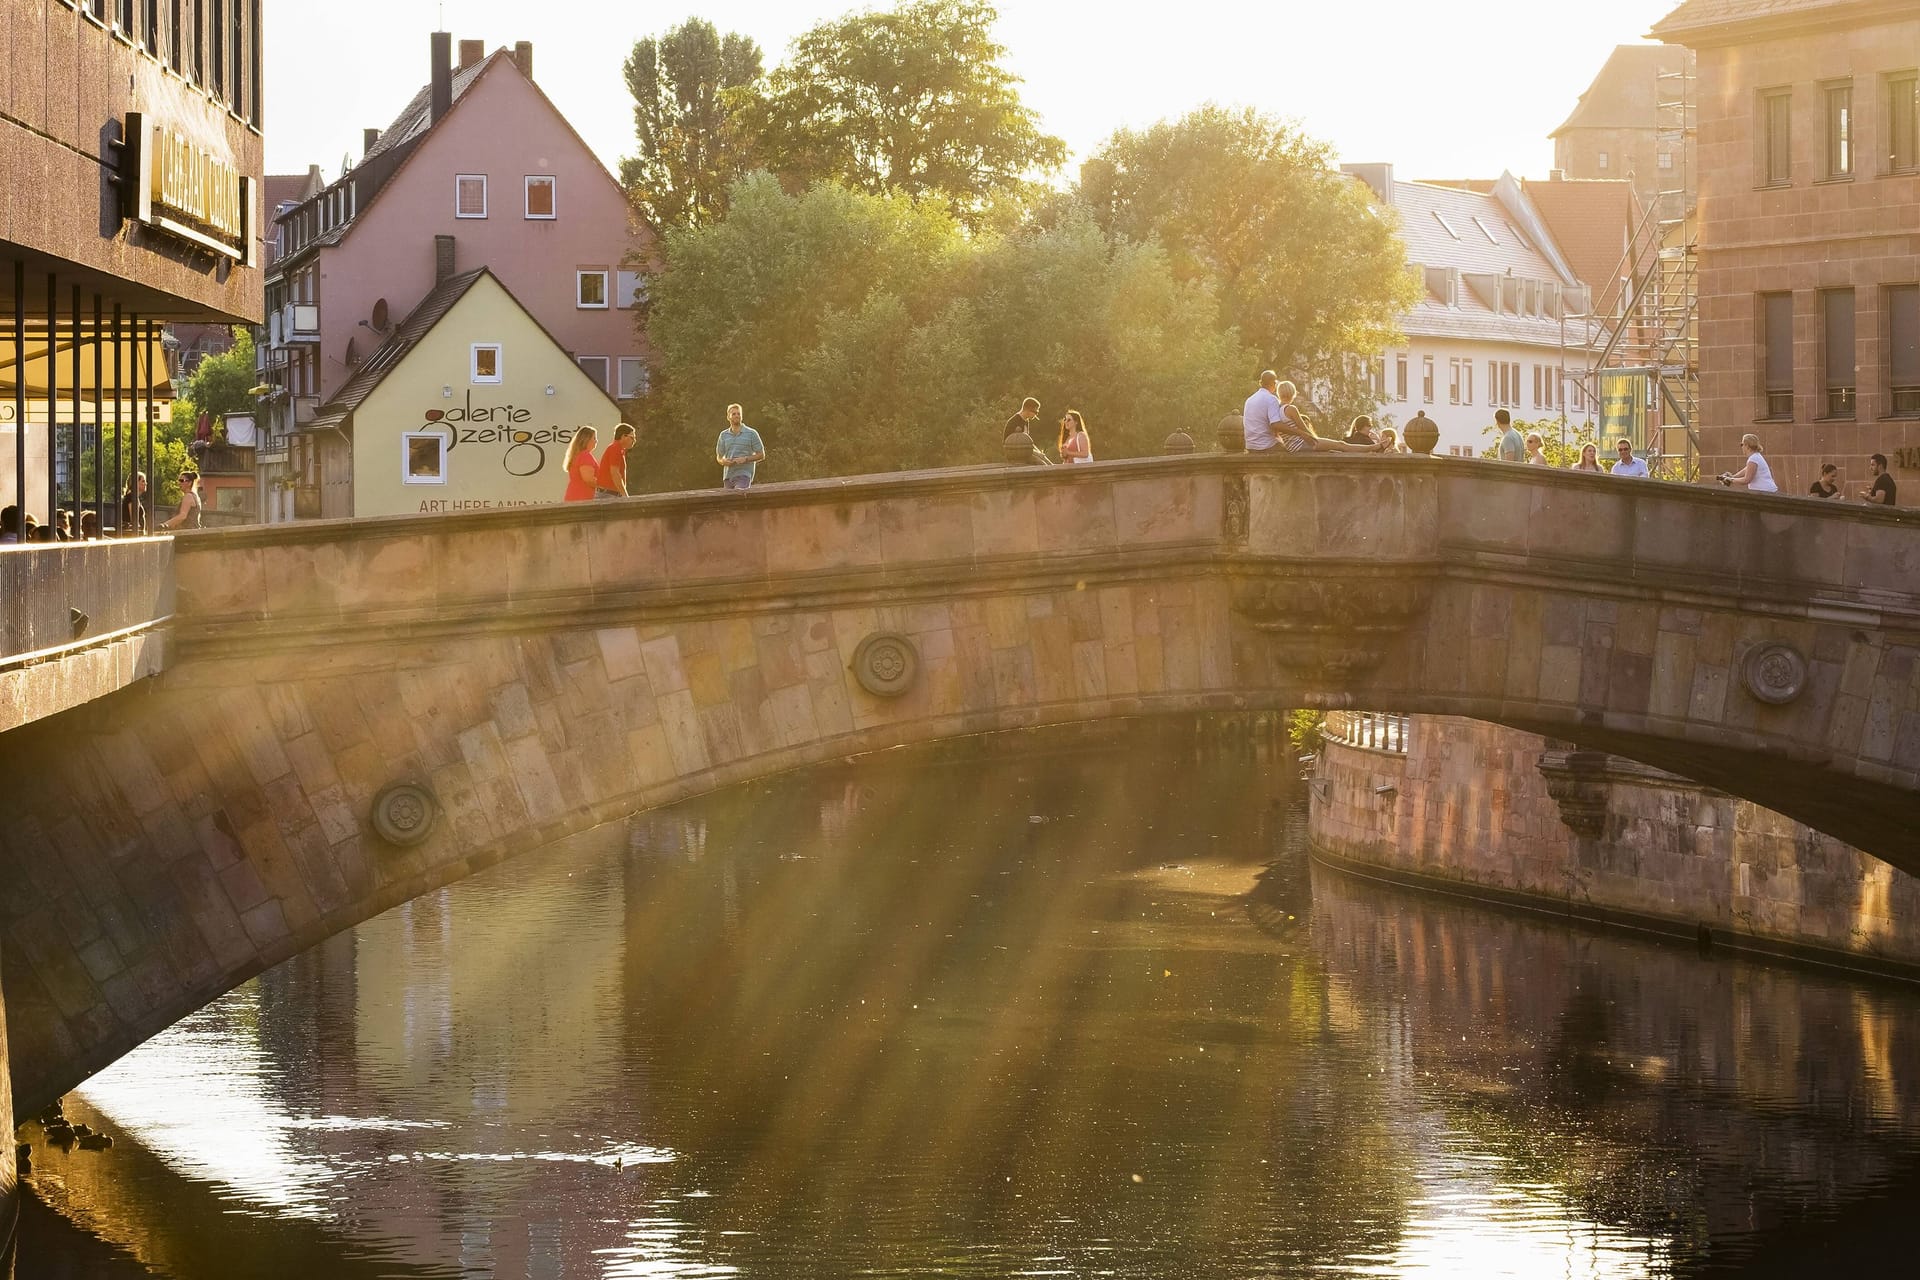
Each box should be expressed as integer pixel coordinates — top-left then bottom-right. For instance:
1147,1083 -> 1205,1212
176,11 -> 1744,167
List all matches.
561,426 -> 600,502
1058,410 -> 1093,464
1717,433 -> 1778,492
1574,443 -> 1603,472
1273,381 -> 1384,454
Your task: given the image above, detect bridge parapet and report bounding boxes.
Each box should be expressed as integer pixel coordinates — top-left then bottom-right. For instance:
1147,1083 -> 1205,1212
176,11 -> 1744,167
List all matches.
1,539 -> 173,735
3,454 -> 1919,1115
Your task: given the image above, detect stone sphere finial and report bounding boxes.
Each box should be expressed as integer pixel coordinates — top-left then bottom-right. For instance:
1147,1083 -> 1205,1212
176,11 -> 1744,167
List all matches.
1004,430 -> 1042,465
1217,413 -> 1245,453
1163,430 -> 1195,455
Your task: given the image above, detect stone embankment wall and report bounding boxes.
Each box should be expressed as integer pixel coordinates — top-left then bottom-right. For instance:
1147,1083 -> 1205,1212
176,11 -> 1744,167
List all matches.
1310,714 -> 1920,973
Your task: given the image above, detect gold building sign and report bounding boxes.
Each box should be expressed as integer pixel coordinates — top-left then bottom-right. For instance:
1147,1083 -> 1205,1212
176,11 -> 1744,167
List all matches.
123,112 -> 253,264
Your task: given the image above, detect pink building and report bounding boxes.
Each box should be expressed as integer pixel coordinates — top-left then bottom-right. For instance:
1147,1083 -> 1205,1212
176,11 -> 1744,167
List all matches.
257,32 -> 649,521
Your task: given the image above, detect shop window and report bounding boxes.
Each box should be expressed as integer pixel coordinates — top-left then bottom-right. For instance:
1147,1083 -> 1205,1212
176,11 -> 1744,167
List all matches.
526,176 -> 556,219
403,433 -> 447,484
617,357 -> 650,399
576,269 -> 609,309
456,175 -> 487,219
471,343 -> 502,384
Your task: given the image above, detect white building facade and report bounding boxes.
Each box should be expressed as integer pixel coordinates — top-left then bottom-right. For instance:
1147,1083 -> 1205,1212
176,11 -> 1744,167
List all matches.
1345,166 -> 1602,457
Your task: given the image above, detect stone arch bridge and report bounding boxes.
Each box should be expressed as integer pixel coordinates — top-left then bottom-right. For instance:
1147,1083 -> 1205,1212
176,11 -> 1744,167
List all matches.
3,455 -> 1917,1113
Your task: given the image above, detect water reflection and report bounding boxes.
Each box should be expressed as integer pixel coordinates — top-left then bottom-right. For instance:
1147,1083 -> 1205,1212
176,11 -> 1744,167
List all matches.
22,721 -> 1920,1277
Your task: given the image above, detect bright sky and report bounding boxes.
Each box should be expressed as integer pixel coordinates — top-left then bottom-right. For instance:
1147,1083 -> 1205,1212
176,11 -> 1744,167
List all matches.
266,0 -> 1684,187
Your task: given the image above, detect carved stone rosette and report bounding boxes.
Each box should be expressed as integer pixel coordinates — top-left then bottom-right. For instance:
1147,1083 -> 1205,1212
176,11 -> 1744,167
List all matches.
1230,575 -> 1433,680
1536,749 -> 1610,839
1742,640 -> 1808,706
852,631 -> 920,697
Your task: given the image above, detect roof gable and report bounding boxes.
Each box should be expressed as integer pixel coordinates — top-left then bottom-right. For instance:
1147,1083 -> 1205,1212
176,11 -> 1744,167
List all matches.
1552,45 -> 1692,137
1651,0 -> 1907,42
311,267 -> 621,432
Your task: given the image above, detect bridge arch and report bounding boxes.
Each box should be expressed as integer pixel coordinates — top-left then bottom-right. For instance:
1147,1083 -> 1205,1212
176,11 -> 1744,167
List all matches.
2,455 -> 1916,1112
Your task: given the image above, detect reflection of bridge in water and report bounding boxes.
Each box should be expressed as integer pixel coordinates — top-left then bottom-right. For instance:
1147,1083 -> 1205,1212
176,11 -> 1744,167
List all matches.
2,453 -> 1917,1111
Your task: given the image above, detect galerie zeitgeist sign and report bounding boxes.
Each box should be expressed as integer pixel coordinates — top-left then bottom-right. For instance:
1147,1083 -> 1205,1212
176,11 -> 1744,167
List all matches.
123,113 -> 253,264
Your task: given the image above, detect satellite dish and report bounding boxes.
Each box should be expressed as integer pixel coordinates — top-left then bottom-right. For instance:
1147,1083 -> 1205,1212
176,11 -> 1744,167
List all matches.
371,298 -> 390,330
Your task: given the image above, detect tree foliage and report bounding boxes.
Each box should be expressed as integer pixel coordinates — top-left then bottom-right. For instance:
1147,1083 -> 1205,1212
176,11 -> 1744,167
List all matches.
629,175 -> 1249,491
619,19 -> 765,230
734,0 -> 1064,230
169,327 -> 257,444
1076,106 -> 1417,424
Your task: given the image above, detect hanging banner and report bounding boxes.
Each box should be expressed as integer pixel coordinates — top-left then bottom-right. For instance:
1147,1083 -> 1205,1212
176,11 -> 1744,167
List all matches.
1599,370 -> 1650,450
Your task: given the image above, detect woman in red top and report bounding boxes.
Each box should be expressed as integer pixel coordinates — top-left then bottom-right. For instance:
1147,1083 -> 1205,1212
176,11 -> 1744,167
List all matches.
561,426 -> 599,502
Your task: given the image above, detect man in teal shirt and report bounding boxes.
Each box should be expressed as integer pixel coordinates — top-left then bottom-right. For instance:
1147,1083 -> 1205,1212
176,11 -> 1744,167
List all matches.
716,403 -> 766,490
1494,409 -> 1525,462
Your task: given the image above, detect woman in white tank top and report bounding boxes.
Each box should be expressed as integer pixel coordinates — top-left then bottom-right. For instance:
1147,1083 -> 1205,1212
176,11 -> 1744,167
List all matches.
1718,433 -> 1778,493
1058,410 -> 1094,464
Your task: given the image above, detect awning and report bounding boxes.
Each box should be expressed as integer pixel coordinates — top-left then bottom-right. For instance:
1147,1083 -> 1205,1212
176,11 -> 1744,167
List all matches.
0,326 -> 174,401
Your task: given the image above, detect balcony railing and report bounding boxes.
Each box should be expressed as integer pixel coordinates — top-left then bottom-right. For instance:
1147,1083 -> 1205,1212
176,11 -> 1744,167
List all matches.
191,442 -> 257,475
271,302 -> 320,348
1323,711 -> 1410,754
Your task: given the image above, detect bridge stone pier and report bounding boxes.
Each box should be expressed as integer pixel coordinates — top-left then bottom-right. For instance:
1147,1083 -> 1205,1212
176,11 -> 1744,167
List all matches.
1,455 -> 1917,1113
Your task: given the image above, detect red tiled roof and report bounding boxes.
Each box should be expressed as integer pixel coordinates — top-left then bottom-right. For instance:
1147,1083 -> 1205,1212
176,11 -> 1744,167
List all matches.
1522,178 -> 1638,313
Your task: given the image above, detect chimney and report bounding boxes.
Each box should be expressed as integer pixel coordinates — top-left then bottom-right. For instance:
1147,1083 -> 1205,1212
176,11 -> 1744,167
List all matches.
458,39 -> 485,70
512,40 -> 533,80
363,127 -> 381,157
1549,168 -> 1567,182
434,234 -> 456,284
430,31 -> 453,125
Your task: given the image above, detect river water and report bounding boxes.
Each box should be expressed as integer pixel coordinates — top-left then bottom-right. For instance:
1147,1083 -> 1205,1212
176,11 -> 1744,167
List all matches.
18,723 -> 1920,1278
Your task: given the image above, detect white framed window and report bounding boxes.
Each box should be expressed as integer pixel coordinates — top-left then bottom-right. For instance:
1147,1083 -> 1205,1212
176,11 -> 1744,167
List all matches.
615,270 -> 647,310
1597,150 -> 1611,170
471,343 -> 503,384
1658,151 -> 1675,170
525,175 -> 556,219
617,357 -> 649,399
577,355 -> 610,391
576,269 -> 610,309
456,175 -> 487,218
402,432 -> 448,484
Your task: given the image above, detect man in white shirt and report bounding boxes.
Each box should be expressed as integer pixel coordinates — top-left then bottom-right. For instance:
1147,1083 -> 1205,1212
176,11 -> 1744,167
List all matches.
1243,372 -> 1285,451
1610,439 -> 1650,477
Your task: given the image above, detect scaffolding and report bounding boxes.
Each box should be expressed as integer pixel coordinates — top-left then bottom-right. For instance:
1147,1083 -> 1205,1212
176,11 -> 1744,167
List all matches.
1563,61 -> 1699,479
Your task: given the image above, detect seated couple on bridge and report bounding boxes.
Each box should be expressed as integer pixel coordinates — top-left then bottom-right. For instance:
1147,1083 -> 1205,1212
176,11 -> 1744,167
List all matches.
1243,372 -> 1387,455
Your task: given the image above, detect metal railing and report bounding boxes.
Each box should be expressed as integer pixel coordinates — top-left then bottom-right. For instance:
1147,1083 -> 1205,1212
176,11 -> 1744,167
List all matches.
1323,710 -> 1410,754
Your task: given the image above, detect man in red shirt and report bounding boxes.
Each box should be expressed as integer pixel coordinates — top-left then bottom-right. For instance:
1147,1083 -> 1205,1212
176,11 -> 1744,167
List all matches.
595,423 -> 636,499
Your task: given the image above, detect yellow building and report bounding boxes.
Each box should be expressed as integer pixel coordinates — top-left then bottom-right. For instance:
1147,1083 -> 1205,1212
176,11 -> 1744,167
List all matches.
306,267 -> 622,517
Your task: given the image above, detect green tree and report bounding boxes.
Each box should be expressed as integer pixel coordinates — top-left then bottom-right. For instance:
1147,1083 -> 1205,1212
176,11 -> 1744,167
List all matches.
1076,106 -> 1418,423
78,421 -> 191,516
169,327 -> 258,444
619,19 -> 765,230
632,177 -> 1248,490
736,0 -> 1065,230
